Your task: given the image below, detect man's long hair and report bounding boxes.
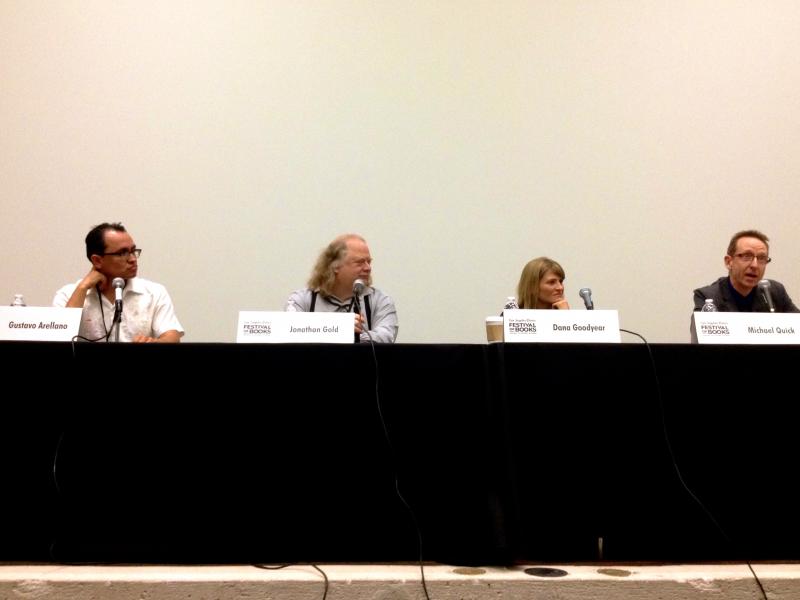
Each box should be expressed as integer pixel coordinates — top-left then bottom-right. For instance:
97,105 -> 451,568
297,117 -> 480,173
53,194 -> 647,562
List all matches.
308,233 -> 367,297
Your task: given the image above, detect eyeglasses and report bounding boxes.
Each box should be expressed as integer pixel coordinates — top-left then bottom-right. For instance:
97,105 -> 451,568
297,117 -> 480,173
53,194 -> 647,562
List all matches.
103,248 -> 142,259
732,252 -> 770,264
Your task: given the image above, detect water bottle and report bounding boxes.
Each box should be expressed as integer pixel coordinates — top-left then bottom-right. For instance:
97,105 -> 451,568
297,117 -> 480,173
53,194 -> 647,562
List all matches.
701,298 -> 717,312
11,294 -> 26,307
504,296 -> 519,310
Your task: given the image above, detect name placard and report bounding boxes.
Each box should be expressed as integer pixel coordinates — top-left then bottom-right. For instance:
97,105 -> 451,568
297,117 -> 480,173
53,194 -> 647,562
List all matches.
236,311 -> 354,343
0,306 -> 82,341
503,309 -> 621,343
692,312 -> 800,344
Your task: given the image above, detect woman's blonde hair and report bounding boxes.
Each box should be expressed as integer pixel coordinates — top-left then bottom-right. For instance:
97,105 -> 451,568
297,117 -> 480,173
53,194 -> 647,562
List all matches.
516,256 -> 565,309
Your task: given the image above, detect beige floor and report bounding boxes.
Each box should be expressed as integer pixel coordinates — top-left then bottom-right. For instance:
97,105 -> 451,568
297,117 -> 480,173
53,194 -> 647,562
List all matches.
1,563 -> 798,599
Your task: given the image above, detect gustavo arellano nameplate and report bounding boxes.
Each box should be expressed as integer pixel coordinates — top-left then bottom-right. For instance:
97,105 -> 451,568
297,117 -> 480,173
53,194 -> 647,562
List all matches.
236,311 -> 354,343
0,306 -> 82,341
503,309 -> 621,343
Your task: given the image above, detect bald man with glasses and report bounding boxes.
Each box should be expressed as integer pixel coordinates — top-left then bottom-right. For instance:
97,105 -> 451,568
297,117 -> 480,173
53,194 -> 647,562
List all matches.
53,222 -> 184,342
693,229 -> 799,313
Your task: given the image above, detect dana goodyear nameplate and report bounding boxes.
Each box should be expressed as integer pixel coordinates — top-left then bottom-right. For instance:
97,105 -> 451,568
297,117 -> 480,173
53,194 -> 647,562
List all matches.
503,309 -> 621,343
692,311 -> 800,344
236,311 -> 354,343
0,306 -> 82,341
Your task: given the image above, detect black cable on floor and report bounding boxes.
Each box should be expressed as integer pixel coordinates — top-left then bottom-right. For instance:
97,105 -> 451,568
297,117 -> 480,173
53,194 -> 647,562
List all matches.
620,328 -> 767,600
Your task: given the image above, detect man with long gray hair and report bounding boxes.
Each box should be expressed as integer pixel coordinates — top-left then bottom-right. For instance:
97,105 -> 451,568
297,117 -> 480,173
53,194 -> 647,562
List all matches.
286,233 -> 398,343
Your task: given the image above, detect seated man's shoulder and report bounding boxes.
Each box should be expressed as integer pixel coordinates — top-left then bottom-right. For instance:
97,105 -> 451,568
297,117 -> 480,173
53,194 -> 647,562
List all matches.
288,288 -> 313,301
52,281 -> 81,307
769,279 -> 788,292
129,277 -> 171,296
286,288 -> 313,311
369,286 -> 394,300
56,281 -> 80,293
694,277 -> 725,294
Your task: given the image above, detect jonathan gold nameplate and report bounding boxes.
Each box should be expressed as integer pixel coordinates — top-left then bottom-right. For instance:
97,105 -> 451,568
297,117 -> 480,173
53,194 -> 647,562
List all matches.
237,311 -> 354,343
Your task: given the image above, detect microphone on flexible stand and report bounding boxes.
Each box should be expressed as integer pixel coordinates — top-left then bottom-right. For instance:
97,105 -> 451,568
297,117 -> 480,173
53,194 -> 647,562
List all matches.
352,279 -> 365,314
352,279 -> 365,343
111,277 -> 125,342
579,287 -> 594,310
112,278 -> 125,316
758,279 -> 776,313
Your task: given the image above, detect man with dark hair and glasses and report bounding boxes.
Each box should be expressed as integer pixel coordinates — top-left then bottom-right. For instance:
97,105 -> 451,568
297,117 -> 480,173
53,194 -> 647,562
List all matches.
693,229 -> 799,313
53,222 -> 184,342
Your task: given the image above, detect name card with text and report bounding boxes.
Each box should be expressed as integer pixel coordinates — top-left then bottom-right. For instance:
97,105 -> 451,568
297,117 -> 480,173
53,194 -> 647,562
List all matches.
0,306 -> 82,341
237,311 -> 354,343
692,312 -> 800,344
503,309 -> 621,343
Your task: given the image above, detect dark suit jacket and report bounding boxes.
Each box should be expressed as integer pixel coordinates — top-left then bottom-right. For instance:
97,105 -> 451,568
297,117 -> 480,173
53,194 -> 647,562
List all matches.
693,276 -> 800,312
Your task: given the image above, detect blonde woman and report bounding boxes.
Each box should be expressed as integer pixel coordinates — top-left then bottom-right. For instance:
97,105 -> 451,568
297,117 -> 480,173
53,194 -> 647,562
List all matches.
516,257 -> 570,310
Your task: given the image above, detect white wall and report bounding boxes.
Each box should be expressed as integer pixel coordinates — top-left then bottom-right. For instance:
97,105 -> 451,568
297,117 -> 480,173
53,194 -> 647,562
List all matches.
2,1 -> 799,343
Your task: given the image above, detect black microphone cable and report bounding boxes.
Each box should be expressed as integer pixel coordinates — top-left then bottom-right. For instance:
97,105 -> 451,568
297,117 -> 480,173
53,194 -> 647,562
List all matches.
67,285 -> 121,347
50,342 -> 83,562
620,328 -> 767,600
360,327 -> 431,600
49,429 -> 66,562
252,563 -> 328,600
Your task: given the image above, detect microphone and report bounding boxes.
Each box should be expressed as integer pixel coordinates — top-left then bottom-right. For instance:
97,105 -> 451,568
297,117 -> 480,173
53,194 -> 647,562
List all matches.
579,288 -> 594,310
351,278 -> 366,343
352,278 -> 365,316
758,279 -> 775,313
112,277 -> 125,317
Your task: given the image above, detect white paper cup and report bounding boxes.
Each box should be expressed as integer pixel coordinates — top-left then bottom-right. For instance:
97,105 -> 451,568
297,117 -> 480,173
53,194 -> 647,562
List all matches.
485,316 -> 504,343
